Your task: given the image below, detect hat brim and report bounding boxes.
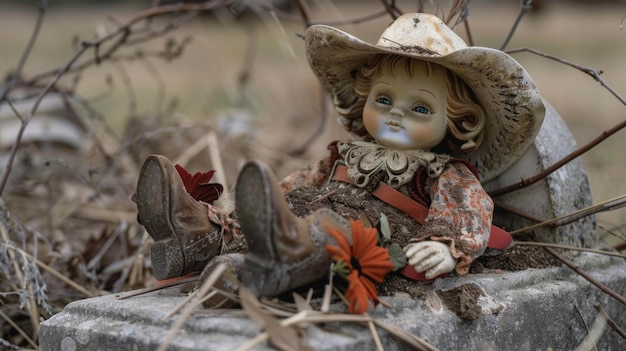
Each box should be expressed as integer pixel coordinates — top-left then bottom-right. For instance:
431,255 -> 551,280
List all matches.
305,25 -> 545,183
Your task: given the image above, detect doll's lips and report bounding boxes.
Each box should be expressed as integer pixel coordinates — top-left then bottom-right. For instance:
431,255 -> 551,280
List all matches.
386,119 -> 402,131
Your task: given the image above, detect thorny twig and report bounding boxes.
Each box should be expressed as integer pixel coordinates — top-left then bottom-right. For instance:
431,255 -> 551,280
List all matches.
544,247 -> 626,307
0,0 -> 236,196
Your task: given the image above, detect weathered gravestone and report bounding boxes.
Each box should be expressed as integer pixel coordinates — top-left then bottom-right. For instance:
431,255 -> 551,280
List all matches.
485,101 -> 598,248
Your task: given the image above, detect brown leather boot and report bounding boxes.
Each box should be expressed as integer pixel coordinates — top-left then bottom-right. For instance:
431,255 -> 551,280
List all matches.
235,160 -> 352,297
136,155 -> 225,280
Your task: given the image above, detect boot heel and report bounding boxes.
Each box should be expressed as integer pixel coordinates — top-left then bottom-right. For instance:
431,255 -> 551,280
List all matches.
150,239 -> 185,280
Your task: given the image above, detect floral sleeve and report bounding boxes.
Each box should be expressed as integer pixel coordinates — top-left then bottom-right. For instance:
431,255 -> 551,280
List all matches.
418,162 -> 493,275
278,156 -> 333,194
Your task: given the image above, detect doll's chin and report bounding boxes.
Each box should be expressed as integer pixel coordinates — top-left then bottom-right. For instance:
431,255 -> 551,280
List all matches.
376,136 -> 430,151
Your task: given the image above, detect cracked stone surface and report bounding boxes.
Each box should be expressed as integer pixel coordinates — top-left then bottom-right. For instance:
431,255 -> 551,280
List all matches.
39,253 -> 626,350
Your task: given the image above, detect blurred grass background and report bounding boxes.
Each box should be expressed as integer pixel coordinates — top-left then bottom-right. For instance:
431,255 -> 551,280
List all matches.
1,0 -> 625,233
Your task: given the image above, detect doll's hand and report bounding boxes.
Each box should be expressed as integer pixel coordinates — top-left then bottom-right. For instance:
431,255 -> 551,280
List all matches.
404,241 -> 456,279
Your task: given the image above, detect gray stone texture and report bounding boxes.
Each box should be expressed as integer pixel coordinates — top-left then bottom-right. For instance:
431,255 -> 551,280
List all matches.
40,253 -> 626,350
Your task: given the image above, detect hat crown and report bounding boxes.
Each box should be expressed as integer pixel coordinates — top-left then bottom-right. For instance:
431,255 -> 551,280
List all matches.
376,13 -> 467,56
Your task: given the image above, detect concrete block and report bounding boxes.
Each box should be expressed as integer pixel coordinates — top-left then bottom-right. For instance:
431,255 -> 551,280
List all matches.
40,253 -> 626,351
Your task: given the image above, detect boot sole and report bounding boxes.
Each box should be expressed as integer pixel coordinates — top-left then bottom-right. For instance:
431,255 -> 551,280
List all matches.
136,155 -> 185,280
235,161 -> 278,295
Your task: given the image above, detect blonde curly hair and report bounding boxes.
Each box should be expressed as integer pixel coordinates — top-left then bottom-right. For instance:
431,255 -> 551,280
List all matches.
343,55 -> 486,154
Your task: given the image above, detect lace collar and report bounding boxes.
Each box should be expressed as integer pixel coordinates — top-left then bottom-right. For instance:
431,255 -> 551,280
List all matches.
337,141 -> 451,189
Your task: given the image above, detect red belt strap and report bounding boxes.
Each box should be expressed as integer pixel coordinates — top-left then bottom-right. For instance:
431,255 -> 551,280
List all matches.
331,164 -> 512,251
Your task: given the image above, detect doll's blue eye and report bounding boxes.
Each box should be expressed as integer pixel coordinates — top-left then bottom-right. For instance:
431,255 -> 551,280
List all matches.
376,97 -> 391,105
412,105 -> 431,114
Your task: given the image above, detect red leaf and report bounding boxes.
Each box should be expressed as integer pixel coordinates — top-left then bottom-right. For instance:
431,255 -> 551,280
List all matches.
175,164 -> 223,204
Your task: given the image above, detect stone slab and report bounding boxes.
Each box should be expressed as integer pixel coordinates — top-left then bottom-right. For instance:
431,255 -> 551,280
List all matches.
40,253 -> 626,351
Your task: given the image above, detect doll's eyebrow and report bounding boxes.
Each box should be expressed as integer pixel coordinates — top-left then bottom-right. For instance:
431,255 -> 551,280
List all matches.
418,89 -> 436,100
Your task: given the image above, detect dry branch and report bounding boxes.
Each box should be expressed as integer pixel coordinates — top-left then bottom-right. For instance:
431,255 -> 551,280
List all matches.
545,247 -> 626,307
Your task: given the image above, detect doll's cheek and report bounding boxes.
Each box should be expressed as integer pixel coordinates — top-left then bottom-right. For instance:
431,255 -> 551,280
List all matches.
362,111 -> 380,136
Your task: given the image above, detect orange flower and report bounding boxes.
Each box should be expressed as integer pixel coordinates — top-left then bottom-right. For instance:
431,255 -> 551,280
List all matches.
325,220 -> 394,314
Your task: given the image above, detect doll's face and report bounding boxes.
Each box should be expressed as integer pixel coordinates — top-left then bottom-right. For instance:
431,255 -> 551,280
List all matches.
362,61 -> 448,151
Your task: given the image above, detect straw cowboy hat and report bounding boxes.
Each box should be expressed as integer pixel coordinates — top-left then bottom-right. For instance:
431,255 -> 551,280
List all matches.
305,13 -> 545,183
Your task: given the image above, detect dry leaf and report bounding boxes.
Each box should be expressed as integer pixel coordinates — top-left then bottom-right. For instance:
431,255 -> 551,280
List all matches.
239,286 -> 312,351
293,293 -> 312,312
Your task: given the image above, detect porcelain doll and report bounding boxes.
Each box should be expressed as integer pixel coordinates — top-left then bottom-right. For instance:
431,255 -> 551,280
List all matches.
135,13 -> 544,306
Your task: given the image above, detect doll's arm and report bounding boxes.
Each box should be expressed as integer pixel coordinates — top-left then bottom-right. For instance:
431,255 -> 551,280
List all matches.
279,156 -> 333,194
406,162 -> 493,276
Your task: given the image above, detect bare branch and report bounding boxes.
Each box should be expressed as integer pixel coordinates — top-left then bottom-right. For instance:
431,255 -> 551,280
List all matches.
500,0 -> 533,51
545,247 -> 626,307
510,194 -> 626,235
489,117 -> 626,197
0,1 -> 238,196
0,42 -> 90,195
515,241 -> 626,259
594,304 -> 626,340
25,1 -> 233,85
379,0 -> 402,19
0,0 -> 47,103
506,47 -> 626,106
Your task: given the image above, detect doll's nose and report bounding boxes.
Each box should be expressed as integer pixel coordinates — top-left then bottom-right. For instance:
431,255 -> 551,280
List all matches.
389,107 -> 404,117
